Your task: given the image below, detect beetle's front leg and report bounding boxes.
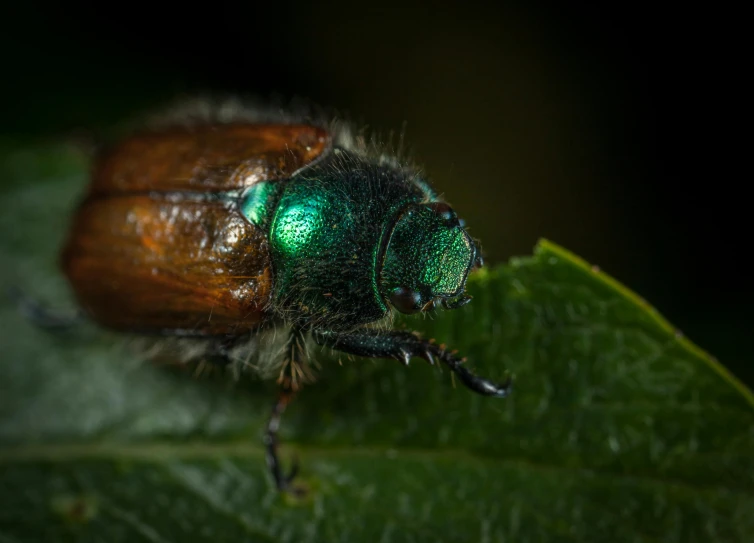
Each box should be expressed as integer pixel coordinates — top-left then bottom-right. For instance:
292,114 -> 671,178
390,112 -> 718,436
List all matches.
312,329 -> 512,397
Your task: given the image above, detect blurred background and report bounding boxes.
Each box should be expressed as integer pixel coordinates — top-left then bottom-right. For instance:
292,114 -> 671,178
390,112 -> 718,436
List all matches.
2,2 -> 750,384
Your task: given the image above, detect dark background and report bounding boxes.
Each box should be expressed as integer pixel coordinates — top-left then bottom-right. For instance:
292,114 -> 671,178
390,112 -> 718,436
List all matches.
3,2 -> 750,384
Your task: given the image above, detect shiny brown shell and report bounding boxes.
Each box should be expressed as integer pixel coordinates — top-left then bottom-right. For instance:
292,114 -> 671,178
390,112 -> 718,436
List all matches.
62,123 -> 330,335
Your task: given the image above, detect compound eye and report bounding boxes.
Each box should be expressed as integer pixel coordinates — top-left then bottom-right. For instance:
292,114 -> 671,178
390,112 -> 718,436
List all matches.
389,287 -> 422,314
427,202 -> 459,227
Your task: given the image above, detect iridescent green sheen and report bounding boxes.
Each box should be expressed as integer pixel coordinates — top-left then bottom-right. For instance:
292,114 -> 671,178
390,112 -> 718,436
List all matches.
267,150 -> 427,329
244,148 -> 477,330
240,181 -> 277,226
381,204 -> 475,306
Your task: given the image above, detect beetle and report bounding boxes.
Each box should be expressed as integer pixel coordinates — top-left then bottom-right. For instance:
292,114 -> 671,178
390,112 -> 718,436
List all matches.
51,101 -> 511,493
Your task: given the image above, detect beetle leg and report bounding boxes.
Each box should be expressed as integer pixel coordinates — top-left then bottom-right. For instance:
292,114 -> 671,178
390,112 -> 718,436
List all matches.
312,329 -> 512,398
8,287 -> 85,330
264,387 -> 304,494
265,328 -> 308,495
277,326 -> 315,390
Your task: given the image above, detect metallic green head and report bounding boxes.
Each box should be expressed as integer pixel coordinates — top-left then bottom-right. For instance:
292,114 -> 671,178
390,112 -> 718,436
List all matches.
380,202 -> 482,314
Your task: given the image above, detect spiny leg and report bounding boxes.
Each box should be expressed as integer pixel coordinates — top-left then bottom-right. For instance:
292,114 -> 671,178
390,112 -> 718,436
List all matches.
180,329 -> 308,493
264,387 -> 299,494
277,326 -> 316,390
313,328 -> 511,397
266,327 -> 309,494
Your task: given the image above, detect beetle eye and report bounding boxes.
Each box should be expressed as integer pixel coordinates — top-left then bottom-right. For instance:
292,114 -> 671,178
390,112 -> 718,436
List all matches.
389,287 -> 422,314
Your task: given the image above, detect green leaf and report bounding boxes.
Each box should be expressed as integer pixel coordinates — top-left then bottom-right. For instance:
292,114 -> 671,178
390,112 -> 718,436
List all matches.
1,143 -> 752,543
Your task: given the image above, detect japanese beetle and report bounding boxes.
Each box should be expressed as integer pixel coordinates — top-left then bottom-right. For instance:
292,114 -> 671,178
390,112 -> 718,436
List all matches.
55,100 -> 511,493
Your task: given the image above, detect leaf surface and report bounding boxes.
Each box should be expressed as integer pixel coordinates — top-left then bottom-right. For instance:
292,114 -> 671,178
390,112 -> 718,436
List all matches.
0,144 -> 752,543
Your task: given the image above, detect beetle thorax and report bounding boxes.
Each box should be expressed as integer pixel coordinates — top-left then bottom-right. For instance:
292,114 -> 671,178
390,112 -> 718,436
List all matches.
264,151 -> 432,330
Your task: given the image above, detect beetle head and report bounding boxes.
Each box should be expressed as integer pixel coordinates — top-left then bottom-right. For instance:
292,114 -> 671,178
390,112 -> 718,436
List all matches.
380,202 -> 482,315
